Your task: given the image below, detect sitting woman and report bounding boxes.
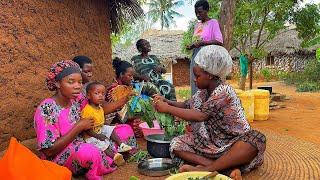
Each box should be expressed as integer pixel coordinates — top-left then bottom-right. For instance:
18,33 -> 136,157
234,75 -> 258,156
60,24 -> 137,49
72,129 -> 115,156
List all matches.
72,55 -> 93,95
105,57 -> 144,138
131,39 -> 176,101
34,60 -> 115,179
72,55 -> 138,151
154,45 -> 266,180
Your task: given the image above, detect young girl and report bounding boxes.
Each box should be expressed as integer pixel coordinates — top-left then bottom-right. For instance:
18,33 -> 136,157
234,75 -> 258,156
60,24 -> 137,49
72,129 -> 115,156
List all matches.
154,45 -> 266,180
82,82 -> 132,166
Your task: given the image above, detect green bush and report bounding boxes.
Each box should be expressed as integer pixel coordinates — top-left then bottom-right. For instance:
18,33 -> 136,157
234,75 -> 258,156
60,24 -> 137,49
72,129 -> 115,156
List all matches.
303,60 -> 320,82
283,59 -> 320,92
296,82 -> 320,92
260,68 -> 273,81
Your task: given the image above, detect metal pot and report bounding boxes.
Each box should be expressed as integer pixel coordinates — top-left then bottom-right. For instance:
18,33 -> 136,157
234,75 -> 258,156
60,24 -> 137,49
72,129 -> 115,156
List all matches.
145,134 -> 171,158
138,158 -> 174,177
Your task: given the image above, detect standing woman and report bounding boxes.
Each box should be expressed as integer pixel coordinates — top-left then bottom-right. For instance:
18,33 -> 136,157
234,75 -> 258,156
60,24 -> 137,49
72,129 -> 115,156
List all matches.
187,0 -> 224,95
34,61 -> 115,180
131,39 -> 177,101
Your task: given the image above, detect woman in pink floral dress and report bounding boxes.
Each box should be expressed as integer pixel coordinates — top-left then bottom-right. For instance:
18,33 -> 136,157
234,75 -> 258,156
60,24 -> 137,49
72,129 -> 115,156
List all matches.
34,60 -> 115,180
154,45 -> 266,180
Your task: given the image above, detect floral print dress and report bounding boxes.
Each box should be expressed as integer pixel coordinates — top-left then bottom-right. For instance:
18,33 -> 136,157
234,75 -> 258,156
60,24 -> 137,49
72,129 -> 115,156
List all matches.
34,98 -> 115,180
170,83 -> 266,173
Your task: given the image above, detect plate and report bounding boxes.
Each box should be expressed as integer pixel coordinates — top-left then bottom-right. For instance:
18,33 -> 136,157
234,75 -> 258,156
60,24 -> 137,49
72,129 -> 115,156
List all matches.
165,171 -> 232,180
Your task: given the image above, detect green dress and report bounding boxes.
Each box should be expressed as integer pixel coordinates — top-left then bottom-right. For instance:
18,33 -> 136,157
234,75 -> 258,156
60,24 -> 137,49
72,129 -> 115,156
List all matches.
131,55 -> 176,101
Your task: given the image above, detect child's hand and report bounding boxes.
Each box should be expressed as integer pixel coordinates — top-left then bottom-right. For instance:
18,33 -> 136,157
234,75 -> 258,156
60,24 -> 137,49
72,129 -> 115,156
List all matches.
96,134 -> 107,141
77,118 -> 94,131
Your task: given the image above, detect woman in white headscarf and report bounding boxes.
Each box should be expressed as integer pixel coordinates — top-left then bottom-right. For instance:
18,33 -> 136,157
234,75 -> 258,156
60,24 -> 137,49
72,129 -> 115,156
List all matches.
154,45 -> 266,180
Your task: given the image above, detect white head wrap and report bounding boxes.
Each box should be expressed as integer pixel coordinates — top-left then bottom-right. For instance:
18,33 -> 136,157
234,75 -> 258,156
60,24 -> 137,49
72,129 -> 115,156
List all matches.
194,45 -> 233,79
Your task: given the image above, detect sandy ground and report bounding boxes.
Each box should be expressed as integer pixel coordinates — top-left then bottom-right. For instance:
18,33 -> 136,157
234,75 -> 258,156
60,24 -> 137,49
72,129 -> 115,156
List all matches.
1,81 -> 319,179
105,81 -> 320,179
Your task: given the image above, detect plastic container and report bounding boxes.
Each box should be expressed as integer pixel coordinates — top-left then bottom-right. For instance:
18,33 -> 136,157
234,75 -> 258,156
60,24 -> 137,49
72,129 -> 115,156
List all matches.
234,89 -> 244,96
238,91 -> 254,123
139,121 -> 164,137
250,89 -> 270,121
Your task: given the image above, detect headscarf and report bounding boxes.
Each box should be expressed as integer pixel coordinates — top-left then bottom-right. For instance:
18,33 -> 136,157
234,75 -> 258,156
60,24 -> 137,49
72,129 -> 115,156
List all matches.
194,45 -> 233,79
46,60 -> 81,91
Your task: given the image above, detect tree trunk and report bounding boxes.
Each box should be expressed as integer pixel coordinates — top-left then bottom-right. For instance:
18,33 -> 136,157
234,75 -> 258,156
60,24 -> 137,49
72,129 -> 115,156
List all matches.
219,0 -> 236,51
249,57 -> 253,89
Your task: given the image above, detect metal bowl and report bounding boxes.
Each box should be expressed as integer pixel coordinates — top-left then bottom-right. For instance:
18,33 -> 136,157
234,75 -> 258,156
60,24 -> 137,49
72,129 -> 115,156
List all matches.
138,158 -> 175,177
145,134 -> 171,158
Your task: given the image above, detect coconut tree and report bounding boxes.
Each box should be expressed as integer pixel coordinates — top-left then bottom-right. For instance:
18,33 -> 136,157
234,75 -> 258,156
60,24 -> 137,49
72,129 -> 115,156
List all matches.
146,0 -> 184,30
108,0 -> 144,34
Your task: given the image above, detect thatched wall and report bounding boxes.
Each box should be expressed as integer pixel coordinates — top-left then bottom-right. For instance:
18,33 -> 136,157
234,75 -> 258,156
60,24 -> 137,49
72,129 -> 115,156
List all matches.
0,0 -> 113,150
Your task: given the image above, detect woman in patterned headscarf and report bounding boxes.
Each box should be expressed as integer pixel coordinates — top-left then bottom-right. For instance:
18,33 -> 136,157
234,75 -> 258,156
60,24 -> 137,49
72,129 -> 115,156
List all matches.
154,45 -> 266,180
34,60 -> 116,179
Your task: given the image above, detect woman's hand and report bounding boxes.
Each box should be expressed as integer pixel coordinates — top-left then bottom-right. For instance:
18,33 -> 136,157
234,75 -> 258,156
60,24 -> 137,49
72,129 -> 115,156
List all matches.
153,94 -> 166,102
154,100 -> 170,113
76,118 -> 94,131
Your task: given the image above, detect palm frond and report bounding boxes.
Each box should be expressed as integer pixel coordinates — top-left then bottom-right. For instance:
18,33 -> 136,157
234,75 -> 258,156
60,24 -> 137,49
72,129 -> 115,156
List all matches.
108,0 -> 144,34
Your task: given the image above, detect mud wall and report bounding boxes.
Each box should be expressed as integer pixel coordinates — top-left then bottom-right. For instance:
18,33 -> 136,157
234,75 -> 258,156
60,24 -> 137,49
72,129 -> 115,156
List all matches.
0,0 -> 113,150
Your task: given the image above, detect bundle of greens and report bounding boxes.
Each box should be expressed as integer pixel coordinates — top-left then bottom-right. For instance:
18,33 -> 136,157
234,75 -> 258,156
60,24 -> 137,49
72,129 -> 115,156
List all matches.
128,150 -> 150,163
126,83 -> 186,139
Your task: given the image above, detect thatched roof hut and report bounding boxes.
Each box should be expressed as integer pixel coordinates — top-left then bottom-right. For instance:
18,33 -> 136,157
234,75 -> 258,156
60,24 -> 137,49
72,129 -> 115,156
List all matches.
230,27 -> 319,57
113,30 -> 189,65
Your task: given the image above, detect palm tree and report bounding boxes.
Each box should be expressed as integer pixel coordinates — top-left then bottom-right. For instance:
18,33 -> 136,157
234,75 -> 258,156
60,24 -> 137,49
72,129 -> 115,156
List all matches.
146,0 -> 184,30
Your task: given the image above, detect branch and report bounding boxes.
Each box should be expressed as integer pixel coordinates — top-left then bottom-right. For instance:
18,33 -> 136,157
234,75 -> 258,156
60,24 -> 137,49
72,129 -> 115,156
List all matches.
255,6 -> 269,48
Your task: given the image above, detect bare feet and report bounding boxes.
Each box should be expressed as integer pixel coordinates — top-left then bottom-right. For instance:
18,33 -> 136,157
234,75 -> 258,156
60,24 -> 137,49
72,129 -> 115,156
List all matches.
229,169 -> 242,180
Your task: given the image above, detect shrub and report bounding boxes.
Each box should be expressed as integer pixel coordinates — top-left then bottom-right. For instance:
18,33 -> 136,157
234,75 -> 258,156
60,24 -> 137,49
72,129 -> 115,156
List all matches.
296,82 -> 320,92
260,68 -> 273,81
283,59 -> 320,92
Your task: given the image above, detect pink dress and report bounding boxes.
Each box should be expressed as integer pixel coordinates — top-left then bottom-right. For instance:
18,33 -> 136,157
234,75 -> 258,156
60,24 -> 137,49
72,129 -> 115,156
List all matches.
34,98 -> 115,180
193,19 -> 223,43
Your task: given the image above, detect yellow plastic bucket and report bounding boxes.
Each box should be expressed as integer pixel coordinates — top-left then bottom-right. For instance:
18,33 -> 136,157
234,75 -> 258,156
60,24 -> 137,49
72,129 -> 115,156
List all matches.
250,89 -> 270,121
234,89 -> 244,96
238,91 -> 254,123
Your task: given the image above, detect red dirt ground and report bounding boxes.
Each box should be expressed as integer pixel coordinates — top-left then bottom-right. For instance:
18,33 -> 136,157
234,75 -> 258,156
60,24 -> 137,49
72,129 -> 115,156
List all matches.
1,81 -> 319,179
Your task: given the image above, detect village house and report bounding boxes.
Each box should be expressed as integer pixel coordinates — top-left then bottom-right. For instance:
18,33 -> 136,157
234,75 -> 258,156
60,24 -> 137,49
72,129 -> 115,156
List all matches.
230,27 -> 319,73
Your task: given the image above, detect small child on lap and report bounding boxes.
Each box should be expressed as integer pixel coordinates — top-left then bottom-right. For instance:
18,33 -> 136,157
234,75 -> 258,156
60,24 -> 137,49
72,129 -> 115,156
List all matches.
81,82 -> 132,166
